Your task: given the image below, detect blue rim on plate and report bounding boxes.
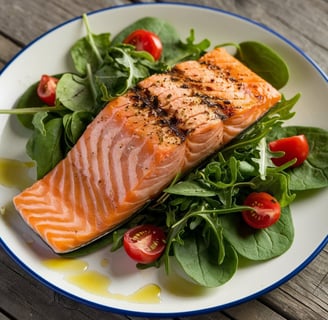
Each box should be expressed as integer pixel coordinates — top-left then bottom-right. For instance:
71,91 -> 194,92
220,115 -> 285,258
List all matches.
0,2 -> 327,317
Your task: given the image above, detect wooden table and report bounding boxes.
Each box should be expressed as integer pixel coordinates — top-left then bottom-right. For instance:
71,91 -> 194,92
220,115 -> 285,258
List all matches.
0,0 -> 327,319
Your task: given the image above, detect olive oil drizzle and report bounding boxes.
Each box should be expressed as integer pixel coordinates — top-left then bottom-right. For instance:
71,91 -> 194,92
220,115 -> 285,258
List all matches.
0,158 -> 35,190
43,258 -> 161,303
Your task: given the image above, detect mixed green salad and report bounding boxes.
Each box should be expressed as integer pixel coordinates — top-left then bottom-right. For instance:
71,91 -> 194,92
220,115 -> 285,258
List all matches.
3,15 -> 328,288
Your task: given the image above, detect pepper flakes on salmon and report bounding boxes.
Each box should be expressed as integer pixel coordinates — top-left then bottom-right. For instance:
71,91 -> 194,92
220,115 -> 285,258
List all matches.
13,48 -> 281,253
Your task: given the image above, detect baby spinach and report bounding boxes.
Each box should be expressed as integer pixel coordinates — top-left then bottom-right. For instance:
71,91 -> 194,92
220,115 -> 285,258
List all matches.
63,111 -> 94,148
111,16 -> 211,66
26,117 -> 64,178
220,206 -> 294,261
217,41 -> 289,89
174,233 -> 238,287
249,172 -> 296,207
236,41 -> 289,90
267,126 -> 328,190
14,81 -> 45,129
70,15 -> 110,75
56,73 -> 96,112
112,16 -> 182,49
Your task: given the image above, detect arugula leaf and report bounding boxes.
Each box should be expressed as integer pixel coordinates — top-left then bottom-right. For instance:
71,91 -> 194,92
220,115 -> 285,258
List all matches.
165,29 -> 210,66
164,180 -> 217,197
96,44 -> 162,99
222,94 -> 299,158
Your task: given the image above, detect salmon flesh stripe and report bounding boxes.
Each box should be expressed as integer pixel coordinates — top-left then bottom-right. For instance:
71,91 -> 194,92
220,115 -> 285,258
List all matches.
13,48 -> 281,253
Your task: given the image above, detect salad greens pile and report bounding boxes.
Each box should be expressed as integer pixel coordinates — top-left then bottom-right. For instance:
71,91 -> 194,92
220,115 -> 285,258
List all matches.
109,94 -> 328,287
4,15 -> 328,287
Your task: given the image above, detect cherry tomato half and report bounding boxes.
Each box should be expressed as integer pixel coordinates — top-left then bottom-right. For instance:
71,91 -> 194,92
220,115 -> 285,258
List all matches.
269,135 -> 309,168
123,225 -> 166,264
242,192 -> 281,229
123,29 -> 163,61
37,74 -> 59,106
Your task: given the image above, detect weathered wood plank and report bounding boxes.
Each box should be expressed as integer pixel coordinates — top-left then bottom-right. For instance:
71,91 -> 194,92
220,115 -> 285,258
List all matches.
0,249 -> 128,320
178,300 -> 287,320
0,35 -> 21,69
225,300 -> 286,320
0,0 -> 131,45
260,247 -> 328,320
159,0 -> 328,74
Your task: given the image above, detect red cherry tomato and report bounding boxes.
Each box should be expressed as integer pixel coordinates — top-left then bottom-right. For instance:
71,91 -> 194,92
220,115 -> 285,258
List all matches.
269,135 -> 309,168
123,225 -> 166,264
123,29 -> 163,61
242,192 -> 281,229
37,74 -> 59,106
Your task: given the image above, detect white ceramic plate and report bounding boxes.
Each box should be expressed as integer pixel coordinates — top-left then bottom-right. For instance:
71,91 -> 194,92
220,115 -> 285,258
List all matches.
0,3 -> 327,317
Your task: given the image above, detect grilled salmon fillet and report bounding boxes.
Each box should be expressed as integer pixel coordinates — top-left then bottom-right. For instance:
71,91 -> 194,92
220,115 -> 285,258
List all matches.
13,48 -> 281,253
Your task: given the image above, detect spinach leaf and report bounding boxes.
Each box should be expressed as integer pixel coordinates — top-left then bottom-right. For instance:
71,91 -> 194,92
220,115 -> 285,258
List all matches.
70,14 -> 110,74
63,111 -> 94,148
235,41 -> 289,90
70,32 -> 110,75
14,81 -> 44,129
249,172 -> 296,207
112,17 -> 181,61
267,126 -> 328,190
56,73 -> 96,112
220,206 -> 294,260
111,17 -> 210,66
31,111 -> 49,135
173,231 -> 238,287
26,117 -> 64,178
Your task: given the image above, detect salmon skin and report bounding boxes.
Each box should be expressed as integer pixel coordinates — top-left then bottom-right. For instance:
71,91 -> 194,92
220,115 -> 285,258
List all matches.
13,48 -> 281,253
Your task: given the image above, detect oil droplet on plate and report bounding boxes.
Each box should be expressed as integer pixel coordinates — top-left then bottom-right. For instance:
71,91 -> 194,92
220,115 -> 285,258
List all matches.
65,270 -> 111,296
65,270 -> 161,304
125,283 -> 161,304
0,158 -> 34,190
43,258 -> 88,273
100,258 -> 109,268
